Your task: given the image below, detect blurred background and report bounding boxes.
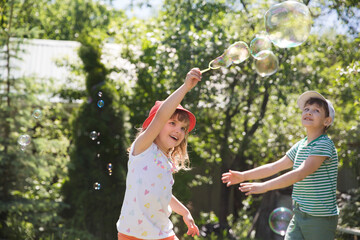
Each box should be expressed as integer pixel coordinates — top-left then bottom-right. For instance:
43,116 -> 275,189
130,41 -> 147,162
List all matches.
0,0 -> 359,239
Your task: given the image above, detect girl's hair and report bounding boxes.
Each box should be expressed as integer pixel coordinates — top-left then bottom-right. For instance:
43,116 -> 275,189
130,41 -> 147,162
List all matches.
130,109 -> 191,172
304,97 -> 330,131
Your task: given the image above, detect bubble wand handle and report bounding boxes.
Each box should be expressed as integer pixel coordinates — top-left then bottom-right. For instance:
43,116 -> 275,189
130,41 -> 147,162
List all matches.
200,60 -> 220,74
200,67 -> 211,73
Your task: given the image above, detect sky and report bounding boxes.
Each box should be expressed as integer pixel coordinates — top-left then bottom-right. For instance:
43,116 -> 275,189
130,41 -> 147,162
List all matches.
110,0 -> 163,19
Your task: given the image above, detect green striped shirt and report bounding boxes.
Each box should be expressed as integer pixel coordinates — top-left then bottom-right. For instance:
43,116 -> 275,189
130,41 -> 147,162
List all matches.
286,134 -> 339,216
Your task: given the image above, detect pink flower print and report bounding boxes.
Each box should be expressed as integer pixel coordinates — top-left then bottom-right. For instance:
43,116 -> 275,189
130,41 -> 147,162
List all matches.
159,209 -> 166,214
151,183 -> 155,187
170,179 -> 174,185
138,219 -> 143,225
157,161 -> 162,166
133,197 -> 136,202
159,231 -> 163,236
143,166 -> 148,171
131,168 -> 135,173
126,228 -> 130,233
144,189 -> 150,195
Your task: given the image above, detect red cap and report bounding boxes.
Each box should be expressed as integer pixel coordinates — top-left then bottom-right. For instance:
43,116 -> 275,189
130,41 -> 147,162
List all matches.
142,101 -> 196,132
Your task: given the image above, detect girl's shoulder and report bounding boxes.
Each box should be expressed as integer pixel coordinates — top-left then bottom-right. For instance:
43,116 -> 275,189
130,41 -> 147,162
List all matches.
129,141 -> 158,159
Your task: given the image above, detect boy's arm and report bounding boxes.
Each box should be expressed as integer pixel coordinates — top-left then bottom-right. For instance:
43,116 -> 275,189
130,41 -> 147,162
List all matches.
170,195 -> 200,237
239,155 -> 327,195
133,68 -> 201,155
222,155 -> 293,186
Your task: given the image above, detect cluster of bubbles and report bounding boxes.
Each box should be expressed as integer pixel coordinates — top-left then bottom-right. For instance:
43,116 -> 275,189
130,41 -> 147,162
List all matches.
91,91 -> 113,190
93,182 -> 101,190
97,91 -> 104,108
268,207 -> 293,236
201,1 -> 312,77
17,109 -> 43,151
92,91 -> 111,190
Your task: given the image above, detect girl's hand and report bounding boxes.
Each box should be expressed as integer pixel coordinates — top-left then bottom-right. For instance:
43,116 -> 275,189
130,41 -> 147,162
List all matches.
184,68 -> 201,91
183,213 -> 200,237
221,170 -> 244,187
239,182 -> 267,195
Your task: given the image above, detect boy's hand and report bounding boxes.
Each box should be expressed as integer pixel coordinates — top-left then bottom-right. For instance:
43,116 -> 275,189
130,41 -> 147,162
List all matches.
239,182 -> 267,195
184,68 -> 201,91
183,213 -> 200,237
221,170 -> 244,186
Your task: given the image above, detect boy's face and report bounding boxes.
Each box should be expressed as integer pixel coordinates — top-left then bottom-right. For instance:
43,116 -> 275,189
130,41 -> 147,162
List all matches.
301,103 -> 332,131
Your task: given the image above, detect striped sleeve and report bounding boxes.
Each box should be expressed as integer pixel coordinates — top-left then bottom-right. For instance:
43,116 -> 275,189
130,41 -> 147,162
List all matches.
309,139 -> 332,158
286,140 -> 301,162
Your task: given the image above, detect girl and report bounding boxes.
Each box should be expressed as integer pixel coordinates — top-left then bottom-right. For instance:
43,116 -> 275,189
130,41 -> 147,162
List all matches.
117,68 -> 201,240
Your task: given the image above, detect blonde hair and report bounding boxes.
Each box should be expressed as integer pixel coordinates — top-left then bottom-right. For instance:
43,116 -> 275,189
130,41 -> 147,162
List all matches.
129,109 -> 191,172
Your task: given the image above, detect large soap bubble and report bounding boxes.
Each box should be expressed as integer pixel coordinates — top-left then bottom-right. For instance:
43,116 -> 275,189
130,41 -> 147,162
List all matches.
201,41 -> 250,73
254,50 -> 279,77
250,36 -> 272,59
269,207 -> 293,236
265,1 -> 312,48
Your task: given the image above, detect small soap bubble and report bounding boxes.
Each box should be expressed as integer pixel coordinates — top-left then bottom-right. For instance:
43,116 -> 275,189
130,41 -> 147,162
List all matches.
97,141 -> 100,145
250,36 -> 272,59
97,100 -> 105,108
18,134 -> 31,146
32,109 -> 42,120
269,207 -> 293,236
265,1 -> 312,48
89,131 -> 98,140
107,163 -> 112,170
108,163 -> 113,176
98,92 -> 103,97
97,153 -> 101,158
93,182 -> 101,190
254,50 -> 279,77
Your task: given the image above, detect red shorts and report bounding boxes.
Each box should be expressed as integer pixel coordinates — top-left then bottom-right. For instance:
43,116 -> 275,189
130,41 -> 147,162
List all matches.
118,232 -> 179,240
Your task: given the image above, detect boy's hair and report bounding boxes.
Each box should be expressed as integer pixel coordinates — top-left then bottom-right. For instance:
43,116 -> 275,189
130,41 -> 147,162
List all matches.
130,109 -> 191,172
304,97 -> 330,131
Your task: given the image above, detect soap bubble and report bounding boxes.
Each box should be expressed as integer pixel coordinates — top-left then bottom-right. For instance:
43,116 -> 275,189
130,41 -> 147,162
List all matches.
202,41 -> 250,73
93,182 -> 101,190
225,41 -> 251,65
107,163 -> 113,175
107,163 -> 112,170
32,109 -> 42,120
265,1 -> 312,48
98,92 -> 103,97
254,50 -> 279,77
89,131 -> 98,140
18,134 -> 31,146
250,36 -> 272,59
269,207 -> 293,236
210,56 -> 226,69
97,100 -> 104,108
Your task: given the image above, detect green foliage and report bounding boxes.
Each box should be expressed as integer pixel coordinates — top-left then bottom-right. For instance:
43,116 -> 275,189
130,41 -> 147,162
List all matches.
1,0 -> 360,239
61,33 -> 129,240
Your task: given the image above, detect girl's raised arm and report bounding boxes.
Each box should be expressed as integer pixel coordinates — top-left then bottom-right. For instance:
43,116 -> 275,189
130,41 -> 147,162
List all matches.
132,68 -> 201,156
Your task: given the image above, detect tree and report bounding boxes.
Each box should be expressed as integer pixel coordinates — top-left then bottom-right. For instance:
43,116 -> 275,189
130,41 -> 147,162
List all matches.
0,1 -> 71,239
61,33 -> 129,240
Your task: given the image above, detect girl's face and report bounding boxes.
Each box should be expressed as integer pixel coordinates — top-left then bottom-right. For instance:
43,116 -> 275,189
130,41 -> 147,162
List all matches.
155,116 -> 188,153
301,103 -> 331,130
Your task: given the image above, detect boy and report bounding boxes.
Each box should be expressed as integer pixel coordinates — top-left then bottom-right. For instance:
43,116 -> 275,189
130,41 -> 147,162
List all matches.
221,91 -> 339,240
